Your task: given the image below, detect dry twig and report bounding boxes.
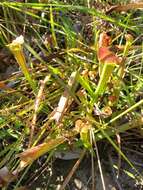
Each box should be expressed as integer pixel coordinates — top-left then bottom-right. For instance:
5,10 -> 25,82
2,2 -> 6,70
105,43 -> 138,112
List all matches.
29,75 -> 50,147
50,72 -> 77,124
106,3 -> 143,13
59,149 -> 86,190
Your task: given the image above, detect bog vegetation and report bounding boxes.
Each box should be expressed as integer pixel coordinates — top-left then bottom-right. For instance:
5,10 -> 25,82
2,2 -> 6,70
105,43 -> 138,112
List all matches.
0,0 -> 143,189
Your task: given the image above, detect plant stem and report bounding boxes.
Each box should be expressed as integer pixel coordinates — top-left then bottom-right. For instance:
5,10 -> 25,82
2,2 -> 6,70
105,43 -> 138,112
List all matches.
92,62 -> 115,105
